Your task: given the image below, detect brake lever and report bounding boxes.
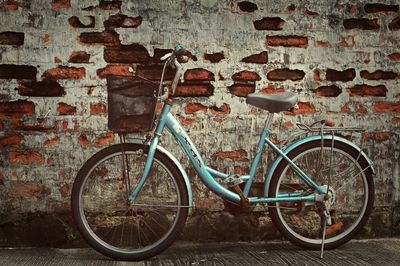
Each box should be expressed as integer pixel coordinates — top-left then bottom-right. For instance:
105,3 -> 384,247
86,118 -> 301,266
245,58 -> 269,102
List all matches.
160,52 -> 173,61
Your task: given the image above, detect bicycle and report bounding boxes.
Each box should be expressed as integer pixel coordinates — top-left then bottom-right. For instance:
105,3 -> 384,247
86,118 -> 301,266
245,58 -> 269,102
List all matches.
71,45 -> 375,261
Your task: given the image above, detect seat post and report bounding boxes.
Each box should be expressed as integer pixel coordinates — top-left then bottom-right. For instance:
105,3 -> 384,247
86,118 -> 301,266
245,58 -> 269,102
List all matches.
265,112 -> 274,130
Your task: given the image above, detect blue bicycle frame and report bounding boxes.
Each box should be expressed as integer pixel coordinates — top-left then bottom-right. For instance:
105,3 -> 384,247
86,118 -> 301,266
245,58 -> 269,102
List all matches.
129,102 -> 326,205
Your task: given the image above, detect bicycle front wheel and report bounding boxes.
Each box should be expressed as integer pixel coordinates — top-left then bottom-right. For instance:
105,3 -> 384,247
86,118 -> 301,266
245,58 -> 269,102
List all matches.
268,139 -> 374,249
71,143 -> 189,261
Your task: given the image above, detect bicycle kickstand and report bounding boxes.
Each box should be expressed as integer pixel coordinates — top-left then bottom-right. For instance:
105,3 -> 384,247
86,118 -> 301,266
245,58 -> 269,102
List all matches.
319,211 -> 331,259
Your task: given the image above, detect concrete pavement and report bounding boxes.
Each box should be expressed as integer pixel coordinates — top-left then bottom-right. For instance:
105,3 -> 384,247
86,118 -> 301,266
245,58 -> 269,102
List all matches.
1,239 -> 400,265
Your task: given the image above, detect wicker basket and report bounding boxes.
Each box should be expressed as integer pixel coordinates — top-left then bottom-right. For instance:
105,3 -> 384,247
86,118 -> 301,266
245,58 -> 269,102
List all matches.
106,76 -> 158,133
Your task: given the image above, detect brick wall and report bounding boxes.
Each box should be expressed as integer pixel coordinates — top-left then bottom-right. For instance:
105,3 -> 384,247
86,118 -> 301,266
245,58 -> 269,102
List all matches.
0,0 -> 399,238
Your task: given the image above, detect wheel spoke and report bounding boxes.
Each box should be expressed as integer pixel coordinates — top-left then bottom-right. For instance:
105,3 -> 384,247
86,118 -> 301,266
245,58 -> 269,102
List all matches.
72,144 -> 189,260
268,140 -> 373,249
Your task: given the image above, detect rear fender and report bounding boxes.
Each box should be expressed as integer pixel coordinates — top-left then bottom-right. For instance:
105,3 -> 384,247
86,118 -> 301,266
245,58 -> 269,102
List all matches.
264,134 -> 375,197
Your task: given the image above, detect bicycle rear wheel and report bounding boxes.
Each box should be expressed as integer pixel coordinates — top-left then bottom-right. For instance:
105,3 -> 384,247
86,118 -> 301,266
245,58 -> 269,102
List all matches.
268,139 -> 374,249
71,143 -> 189,261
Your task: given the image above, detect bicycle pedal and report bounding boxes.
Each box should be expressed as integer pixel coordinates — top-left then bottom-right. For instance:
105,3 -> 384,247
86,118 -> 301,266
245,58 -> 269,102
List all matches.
223,175 -> 244,187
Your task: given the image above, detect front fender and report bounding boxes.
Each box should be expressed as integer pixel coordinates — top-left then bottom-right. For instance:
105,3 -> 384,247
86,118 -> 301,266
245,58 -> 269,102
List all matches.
127,138 -> 193,213
264,134 -> 375,197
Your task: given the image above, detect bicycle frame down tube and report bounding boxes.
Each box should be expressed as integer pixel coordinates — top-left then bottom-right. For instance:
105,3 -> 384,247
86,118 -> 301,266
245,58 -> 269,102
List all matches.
165,112 -> 241,203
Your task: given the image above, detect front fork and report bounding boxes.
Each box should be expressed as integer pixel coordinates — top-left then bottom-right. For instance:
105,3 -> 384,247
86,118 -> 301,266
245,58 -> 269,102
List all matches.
128,102 -> 173,202
128,135 -> 160,202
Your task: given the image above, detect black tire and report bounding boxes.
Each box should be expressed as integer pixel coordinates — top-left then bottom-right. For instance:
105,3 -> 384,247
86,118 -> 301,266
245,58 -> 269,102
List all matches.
71,143 -> 189,261
268,139 -> 374,250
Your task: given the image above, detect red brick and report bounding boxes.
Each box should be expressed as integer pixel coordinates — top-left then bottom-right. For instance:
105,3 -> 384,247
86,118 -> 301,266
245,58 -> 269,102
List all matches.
97,65 -> 132,78
184,68 -> 214,81
373,102 -> 400,114
212,149 -> 248,161
363,131 -> 392,142
69,51 -> 90,63
283,121 -> 294,128
179,117 -> 197,126
78,30 -> 120,46
104,44 -> 150,63
8,182 -> 50,198
209,103 -> 230,115
259,85 -> 284,94
61,120 -> 79,132
0,121 -> 4,131
51,0 -> 70,10
68,16 -> 95,28
12,119 -> 57,132
238,1 -> 258,12
360,70 -> 397,80
314,85 -> 342,97
326,68 -> 355,82
314,40 -> 331,47
389,16 -> 400,31
99,0 -> 121,10
388,53 -> 400,61
0,1 -> 30,10
0,100 -> 35,118
0,64 -> 36,79
228,84 -> 255,97
90,103 -> 107,115
338,35 -> 355,48
0,133 -> 23,148
284,102 -> 316,116
43,136 -> 60,147
241,51 -> 268,64
232,70 -> 261,82
314,70 -> 321,83
18,80 -> 65,97
136,65 -> 175,81
42,66 -> 85,80
343,18 -> 380,30
267,69 -> 305,81
104,13 -> 142,29
43,34 -> 50,44
58,102 -> 76,115
234,165 -> 249,175
59,183 -> 71,197
348,85 -> 387,97
349,4 -> 358,14
254,17 -> 285,31
9,151 -> 45,165
184,103 -> 207,114
78,133 -> 89,148
204,52 -> 224,63
364,3 -> 399,13
95,132 -> 114,147
355,103 -> 368,114
174,83 -> 214,97
212,118 -> 224,123
266,35 -> 308,48
0,31 -> 24,45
